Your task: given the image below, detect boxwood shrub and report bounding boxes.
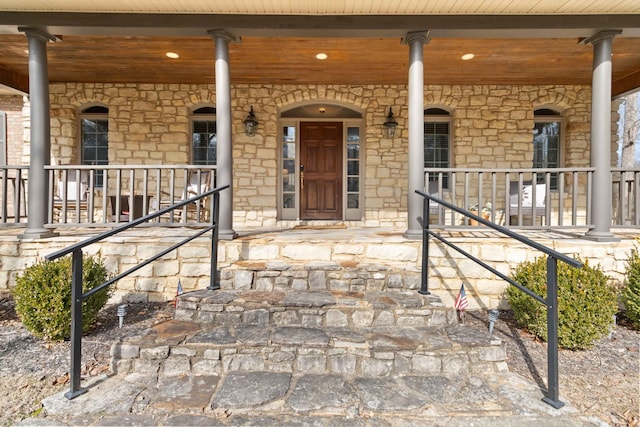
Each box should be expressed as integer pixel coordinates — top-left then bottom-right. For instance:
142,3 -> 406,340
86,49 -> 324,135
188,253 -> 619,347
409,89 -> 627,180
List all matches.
507,256 -> 617,350
622,246 -> 640,329
12,255 -> 111,342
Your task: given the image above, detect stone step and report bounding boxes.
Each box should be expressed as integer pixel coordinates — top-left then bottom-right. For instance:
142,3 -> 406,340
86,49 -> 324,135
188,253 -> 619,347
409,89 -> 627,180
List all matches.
174,289 -> 454,328
218,261 -> 423,293
110,320 -> 507,379
43,370 -> 596,426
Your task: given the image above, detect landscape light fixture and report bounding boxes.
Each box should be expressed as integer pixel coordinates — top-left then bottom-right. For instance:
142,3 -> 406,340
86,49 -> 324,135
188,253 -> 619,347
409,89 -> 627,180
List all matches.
117,304 -> 127,328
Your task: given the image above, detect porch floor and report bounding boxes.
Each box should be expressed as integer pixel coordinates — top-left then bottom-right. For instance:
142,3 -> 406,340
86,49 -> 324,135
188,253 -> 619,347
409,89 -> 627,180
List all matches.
9,223 -> 636,241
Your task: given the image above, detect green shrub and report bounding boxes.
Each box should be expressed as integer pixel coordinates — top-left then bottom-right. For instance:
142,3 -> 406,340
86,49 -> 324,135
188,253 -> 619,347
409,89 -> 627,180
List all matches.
622,246 -> 640,329
12,255 -> 112,341
506,256 -> 617,350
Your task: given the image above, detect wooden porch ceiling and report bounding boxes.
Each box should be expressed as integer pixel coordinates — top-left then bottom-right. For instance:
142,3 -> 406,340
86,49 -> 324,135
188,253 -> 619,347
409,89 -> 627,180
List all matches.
0,35 -> 639,96
0,10 -> 639,97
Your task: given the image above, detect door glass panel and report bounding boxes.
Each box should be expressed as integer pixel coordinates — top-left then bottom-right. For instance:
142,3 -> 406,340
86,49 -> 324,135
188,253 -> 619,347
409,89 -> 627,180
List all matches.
348,177 -> 359,192
347,194 -> 359,209
283,159 -> 295,192
347,160 -> 359,175
282,126 -> 296,210
346,127 -> 360,211
283,193 -> 295,209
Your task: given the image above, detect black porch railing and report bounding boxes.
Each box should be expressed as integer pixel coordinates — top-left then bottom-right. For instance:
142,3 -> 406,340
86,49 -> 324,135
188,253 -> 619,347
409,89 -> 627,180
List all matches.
45,185 -> 229,399
416,189 -> 583,409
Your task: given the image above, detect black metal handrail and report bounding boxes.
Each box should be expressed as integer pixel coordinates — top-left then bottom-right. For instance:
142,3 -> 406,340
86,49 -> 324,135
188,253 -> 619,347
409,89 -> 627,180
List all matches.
45,185 -> 229,400
416,189 -> 583,409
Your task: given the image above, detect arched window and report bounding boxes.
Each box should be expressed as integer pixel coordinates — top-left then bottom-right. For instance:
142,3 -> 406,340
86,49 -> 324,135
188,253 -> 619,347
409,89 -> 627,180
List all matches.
424,108 -> 452,188
80,105 -> 108,187
191,107 -> 216,165
533,108 -> 562,189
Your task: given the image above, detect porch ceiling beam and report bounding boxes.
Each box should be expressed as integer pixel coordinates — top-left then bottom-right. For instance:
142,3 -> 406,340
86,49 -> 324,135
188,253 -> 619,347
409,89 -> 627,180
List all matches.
613,69 -> 640,98
0,12 -> 639,38
0,66 -> 28,94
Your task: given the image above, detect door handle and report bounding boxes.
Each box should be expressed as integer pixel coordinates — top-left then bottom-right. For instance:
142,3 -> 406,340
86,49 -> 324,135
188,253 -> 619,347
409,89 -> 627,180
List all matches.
300,165 -> 304,190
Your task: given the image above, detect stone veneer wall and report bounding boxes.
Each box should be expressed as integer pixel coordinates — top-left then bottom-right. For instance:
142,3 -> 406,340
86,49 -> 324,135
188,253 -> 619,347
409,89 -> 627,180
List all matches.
47,83 -> 593,229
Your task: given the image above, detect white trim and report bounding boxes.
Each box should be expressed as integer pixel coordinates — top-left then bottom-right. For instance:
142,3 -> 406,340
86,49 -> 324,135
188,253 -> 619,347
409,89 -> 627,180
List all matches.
277,117 -> 365,222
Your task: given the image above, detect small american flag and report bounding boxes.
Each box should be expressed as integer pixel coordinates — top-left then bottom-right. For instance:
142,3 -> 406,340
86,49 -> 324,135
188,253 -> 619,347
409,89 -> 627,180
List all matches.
174,279 -> 183,307
454,283 -> 469,311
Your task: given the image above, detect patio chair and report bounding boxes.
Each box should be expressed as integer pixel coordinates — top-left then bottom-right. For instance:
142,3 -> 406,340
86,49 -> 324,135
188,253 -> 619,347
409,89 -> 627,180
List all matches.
53,171 -> 89,219
179,170 -> 213,222
427,180 -> 448,216
509,181 -> 547,221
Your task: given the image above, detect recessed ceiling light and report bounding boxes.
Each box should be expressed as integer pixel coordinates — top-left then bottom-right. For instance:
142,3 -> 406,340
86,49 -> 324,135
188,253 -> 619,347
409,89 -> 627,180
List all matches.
461,53 -> 475,60
166,52 -> 180,59
315,53 -> 328,60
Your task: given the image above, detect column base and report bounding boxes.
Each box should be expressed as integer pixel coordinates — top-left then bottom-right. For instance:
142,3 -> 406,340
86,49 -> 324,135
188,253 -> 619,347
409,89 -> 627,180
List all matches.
18,228 -> 58,239
583,230 -> 620,242
403,228 -> 423,240
219,229 -> 237,240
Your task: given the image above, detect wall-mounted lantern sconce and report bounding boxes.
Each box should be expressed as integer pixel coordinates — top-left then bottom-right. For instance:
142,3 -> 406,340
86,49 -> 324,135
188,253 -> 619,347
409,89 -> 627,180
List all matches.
243,106 -> 258,136
383,107 -> 398,138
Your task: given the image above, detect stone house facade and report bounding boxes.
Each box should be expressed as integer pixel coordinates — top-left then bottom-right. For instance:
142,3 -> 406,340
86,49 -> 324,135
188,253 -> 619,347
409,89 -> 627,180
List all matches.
26,82 -> 595,230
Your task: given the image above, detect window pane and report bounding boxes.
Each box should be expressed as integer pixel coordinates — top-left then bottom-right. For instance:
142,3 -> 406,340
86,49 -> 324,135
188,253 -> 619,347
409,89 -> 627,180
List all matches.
283,193 -> 295,209
96,120 -> 108,133
283,126 -> 296,142
192,119 -> 216,165
347,160 -> 359,176
347,127 -> 360,143
347,194 -> 359,209
97,148 -> 108,161
284,142 -> 295,159
283,159 -> 296,192
82,119 -> 96,134
348,177 -> 359,192
84,133 -> 97,145
347,143 -> 360,159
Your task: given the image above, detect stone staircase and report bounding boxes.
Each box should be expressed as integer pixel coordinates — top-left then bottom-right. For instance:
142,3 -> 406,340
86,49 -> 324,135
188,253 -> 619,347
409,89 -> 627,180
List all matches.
34,244 -> 600,424
110,289 -> 507,379
110,261 -> 508,378
54,260 -> 597,424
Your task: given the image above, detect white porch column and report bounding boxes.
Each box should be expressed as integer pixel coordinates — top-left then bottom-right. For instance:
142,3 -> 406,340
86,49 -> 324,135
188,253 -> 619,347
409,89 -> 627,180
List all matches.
208,29 -> 237,240
18,27 -> 58,239
584,30 -> 621,242
403,31 -> 430,239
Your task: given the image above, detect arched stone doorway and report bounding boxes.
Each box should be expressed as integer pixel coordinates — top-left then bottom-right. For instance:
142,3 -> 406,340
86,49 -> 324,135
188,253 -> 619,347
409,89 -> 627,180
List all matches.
278,102 -> 364,222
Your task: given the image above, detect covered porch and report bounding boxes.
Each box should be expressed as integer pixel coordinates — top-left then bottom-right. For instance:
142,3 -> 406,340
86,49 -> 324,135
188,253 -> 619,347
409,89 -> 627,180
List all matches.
0,6 -> 639,245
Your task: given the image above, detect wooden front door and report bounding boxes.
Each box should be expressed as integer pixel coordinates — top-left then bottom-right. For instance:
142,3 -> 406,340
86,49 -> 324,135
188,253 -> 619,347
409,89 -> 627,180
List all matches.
300,122 -> 343,220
